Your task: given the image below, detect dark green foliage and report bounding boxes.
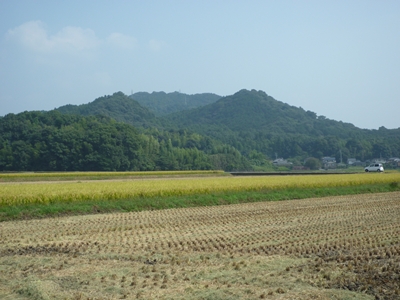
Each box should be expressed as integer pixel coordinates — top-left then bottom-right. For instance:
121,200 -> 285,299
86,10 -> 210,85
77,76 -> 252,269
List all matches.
57,91 -> 159,128
130,91 -> 221,116
0,111 -> 141,171
0,111 -> 250,171
2,89 -> 400,172
163,89 -> 400,162
304,157 -> 322,170
165,89 -> 338,134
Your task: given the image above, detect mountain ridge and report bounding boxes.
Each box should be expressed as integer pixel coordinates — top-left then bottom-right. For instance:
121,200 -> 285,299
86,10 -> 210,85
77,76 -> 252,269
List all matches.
39,88 -> 400,165
164,89 -> 362,136
57,92 -> 158,128
130,91 -> 221,116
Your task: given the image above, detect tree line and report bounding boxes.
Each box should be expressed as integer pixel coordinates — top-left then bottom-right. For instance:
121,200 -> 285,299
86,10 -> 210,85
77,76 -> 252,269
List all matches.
0,111 -> 250,171
1,89 -> 399,172
164,89 -> 400,164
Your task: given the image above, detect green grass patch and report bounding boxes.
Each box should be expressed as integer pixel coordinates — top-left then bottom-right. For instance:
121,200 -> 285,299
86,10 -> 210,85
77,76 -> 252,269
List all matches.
0,170 -> 226,182
1,183 -> 399,222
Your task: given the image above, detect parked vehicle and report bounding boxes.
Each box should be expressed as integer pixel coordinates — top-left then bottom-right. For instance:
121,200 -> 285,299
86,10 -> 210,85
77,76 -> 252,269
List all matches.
364,163 -> 384,172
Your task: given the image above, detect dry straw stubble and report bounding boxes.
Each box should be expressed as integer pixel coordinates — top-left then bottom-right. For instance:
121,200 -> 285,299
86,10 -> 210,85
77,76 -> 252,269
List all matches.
1,192 -> 399,299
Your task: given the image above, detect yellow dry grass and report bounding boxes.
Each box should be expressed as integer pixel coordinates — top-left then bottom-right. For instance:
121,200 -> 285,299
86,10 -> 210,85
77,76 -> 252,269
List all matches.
1,192 -> 399,299
1,173 -> 399,206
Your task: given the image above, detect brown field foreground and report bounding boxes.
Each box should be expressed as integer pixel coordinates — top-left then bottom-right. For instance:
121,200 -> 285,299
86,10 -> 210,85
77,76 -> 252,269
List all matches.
1,192 -> 399,300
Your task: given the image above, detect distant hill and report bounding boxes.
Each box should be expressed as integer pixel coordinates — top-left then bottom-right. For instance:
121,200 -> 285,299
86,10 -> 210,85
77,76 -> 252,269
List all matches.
163,89 -> 400,160
165,89 -> 362,136
57,92 -> 159,128
0,110 -> 251,171
40,88 -> 400,166
130,91 -> 221,116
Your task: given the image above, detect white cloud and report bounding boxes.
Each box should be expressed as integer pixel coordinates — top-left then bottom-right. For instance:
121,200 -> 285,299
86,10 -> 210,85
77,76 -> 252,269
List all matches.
6,21 -> 50,52
6,21 -> 139,55
107,33 -> 137,50
6,21 -> 100,53
53,26 -> 99,51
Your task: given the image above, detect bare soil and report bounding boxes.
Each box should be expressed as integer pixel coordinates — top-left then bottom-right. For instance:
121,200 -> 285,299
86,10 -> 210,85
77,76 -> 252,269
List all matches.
1,192 -> 399,299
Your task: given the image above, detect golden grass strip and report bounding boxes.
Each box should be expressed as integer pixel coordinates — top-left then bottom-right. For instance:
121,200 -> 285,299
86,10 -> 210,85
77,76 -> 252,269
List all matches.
1,173 -> 399,206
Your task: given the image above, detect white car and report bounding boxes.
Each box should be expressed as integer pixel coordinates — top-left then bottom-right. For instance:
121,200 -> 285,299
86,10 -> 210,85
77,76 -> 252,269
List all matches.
364,163 -> 384,172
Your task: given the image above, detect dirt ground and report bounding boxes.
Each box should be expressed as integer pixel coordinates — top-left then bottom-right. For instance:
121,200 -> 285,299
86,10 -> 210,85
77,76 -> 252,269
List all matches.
1,192 -> 399,299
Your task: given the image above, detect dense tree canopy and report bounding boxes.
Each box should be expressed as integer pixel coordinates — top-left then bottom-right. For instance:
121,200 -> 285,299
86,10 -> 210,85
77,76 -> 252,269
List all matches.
130,91 -> 221,116
0,111 -> 250,171
1,89 -> 399,172
305,157 -> 322,170
57,92 -> 159,128
163,89 -> 400,163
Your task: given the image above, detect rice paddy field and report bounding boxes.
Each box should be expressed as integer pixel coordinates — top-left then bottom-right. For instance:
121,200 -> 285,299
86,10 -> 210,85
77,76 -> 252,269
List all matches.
1,192 -> 399,299
0,172 -> 399,299
1,172 -> 400,206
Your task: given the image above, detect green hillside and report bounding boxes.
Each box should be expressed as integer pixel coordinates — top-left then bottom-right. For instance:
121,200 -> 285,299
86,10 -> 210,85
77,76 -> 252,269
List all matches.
0,111 -> 251,172
130,91 -> 221,116
2,89 -> 399,172
165,89 -> 361,136
57,92 -> 159,128
163,89 -> 400,162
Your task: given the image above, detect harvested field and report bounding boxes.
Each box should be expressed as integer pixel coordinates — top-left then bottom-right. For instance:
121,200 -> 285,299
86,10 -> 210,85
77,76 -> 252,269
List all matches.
1,192 -> 399,299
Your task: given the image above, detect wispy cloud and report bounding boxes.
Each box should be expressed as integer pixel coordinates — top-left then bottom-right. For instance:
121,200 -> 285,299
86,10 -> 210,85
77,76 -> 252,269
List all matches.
6,21 -> 100,53
107,33 -> 137,50
6,21 -> 138,54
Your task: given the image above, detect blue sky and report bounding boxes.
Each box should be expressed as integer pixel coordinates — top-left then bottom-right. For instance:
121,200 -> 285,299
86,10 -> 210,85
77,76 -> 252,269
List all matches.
1,0 -> 399,129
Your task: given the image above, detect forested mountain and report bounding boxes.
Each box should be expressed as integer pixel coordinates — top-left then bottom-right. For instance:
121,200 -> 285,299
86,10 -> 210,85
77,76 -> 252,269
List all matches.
130,91 -> 221,116
1,89 -> 399,172
165,89 -> 365,136
163,89 -> 400,163
57,92 -> 159,128
0,111 -> 250,171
